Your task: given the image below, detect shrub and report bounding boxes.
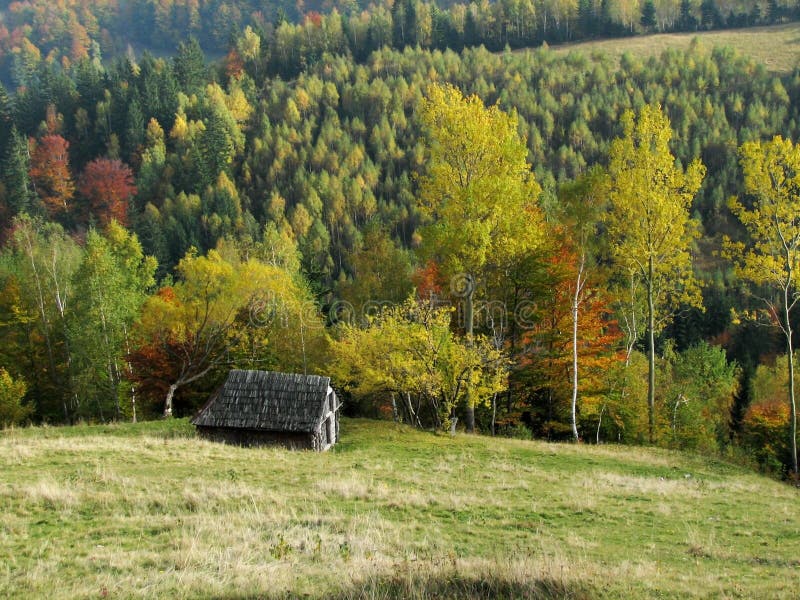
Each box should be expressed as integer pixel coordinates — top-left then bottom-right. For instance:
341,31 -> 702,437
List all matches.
0,368 -> 30,427
741,400 -> 791,476
503,422 -> 533,440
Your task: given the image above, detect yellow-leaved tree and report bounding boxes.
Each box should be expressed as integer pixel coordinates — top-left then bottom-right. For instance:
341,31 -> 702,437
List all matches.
416,83 -> 543,431
330,299 -> 508,430
607,104 -> 705,444
727,135 -> 800,476
134,246 -> 327,417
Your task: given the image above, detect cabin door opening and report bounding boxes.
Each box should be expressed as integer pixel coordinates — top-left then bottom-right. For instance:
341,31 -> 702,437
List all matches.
326,416 -> 334,445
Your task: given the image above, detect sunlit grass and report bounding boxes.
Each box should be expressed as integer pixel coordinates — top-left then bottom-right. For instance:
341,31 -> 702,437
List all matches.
1,418 -> 798,598
545,22 -> 800,74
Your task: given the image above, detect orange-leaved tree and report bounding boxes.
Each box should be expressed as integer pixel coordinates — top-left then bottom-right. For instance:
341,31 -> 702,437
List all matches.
556,166 -> 610,441
517,242 -> 622,440
29,134 -> 75,218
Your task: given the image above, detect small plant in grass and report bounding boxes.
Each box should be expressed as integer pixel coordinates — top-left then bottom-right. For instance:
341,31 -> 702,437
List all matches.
338,541 -> 352,560
270,534 -> 292,560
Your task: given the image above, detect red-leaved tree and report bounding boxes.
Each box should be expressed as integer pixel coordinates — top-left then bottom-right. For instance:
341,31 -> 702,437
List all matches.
79,158 -> 137,226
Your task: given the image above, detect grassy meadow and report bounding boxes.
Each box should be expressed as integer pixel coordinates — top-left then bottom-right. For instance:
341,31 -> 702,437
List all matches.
1,418 -> 799,598
547,22 -> 800,74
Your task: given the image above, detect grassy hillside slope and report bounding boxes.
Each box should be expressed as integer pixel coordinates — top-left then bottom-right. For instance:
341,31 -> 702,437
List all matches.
548,22 -> 800,74
1,419 -> 798,598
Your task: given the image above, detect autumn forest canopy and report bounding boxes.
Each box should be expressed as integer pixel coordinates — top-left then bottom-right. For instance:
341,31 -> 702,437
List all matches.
2,0 -> 800,479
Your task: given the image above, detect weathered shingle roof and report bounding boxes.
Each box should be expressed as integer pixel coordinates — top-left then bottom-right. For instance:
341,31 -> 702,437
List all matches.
191,370 -> 333,433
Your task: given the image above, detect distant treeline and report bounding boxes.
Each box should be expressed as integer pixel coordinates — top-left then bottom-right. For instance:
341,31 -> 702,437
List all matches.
1,0 -> 799,85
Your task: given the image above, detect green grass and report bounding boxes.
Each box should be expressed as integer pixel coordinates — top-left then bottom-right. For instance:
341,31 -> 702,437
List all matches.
545,22 -> 800,74
1,418 -> 798,598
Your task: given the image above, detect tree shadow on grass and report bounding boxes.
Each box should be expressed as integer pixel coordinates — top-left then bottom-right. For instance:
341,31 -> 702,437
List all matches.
211,568 -> 597,600
329,571 -> 596,599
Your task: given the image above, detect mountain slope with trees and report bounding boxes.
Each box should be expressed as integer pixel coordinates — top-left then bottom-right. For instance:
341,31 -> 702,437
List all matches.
1,14 -> 800,476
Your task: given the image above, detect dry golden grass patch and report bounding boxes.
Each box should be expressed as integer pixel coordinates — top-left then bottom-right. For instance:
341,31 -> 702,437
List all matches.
315,471 -> 392,500
542,441 -> 683,469
180,478 -> 273,512
21,478 -> 80,510
590,471 -> 705,498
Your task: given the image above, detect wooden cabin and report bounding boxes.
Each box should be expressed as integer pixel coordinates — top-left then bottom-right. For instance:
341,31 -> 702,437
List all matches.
191,370 -> 340,451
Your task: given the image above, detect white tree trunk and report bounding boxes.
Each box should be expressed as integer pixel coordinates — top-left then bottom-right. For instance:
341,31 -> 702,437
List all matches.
570,254 -> 586,442
164,384 -> 178,418
647,255 -> 656,444
491,392 -> 498,436
596,404 -> 605,444
784,285 -> 798,476
464,280 -> 476,433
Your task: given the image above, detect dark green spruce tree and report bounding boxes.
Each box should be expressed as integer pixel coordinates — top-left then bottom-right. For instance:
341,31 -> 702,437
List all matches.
0,82 -> 13,155
2,127 -> 35,216
173,37 -> 207,95
679,0 -> 698,30
700,0 -> 722,29
641,0 -> 657,30
198,108 -> 234,191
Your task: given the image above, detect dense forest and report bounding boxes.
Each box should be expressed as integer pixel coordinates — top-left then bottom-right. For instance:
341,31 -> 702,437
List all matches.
1,0 -> 800,478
